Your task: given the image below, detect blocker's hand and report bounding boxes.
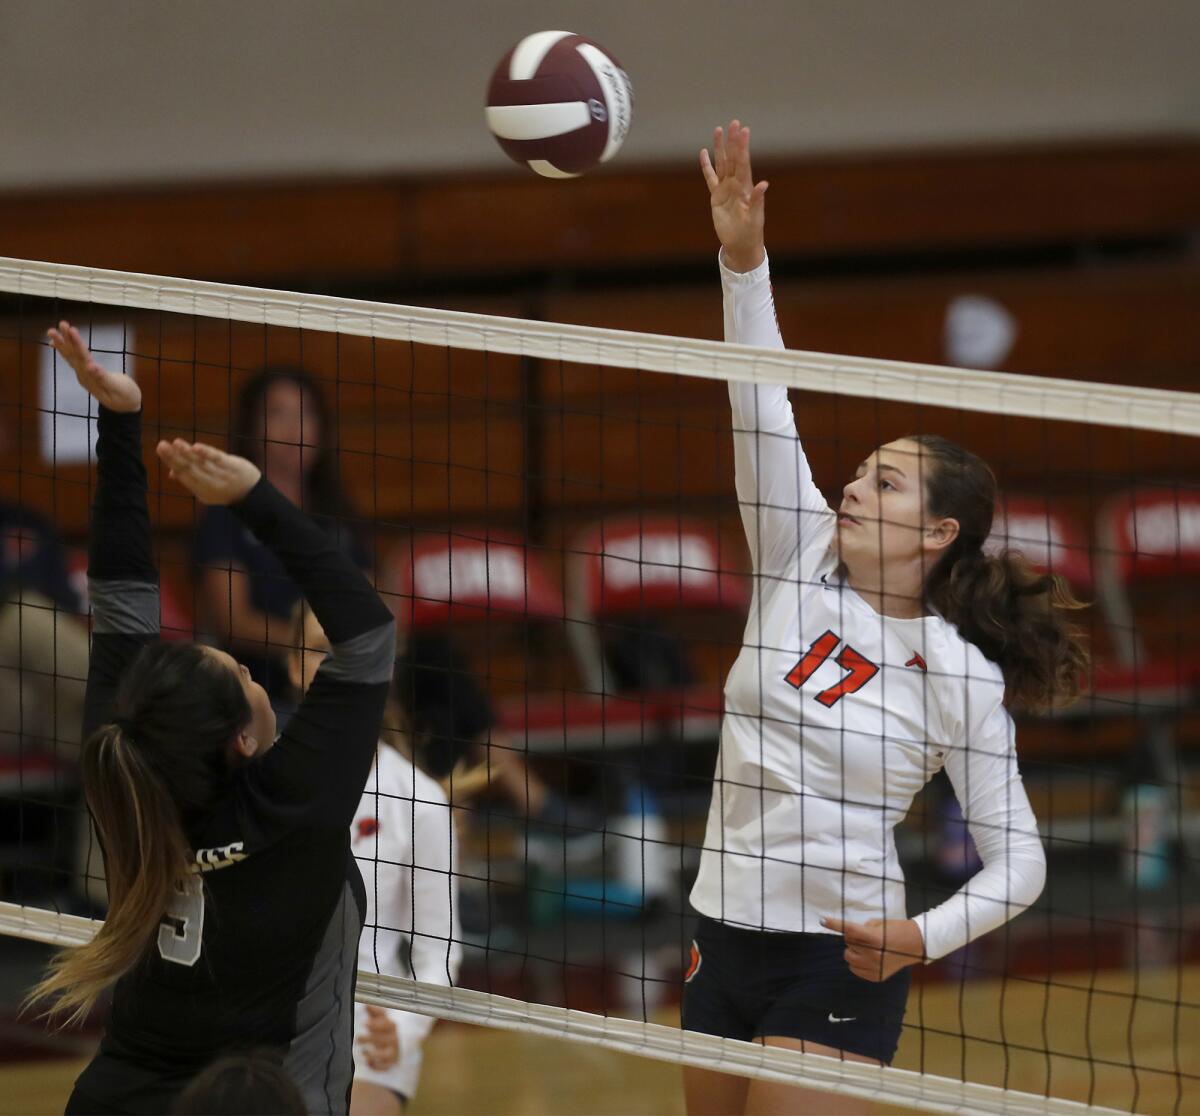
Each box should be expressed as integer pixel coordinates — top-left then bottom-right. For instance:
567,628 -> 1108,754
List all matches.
156,438 -> 261,506
700,119 -> 768,273
46,321 -> 142,414
822,917 -> 925,983
357,1004 -> 401,1072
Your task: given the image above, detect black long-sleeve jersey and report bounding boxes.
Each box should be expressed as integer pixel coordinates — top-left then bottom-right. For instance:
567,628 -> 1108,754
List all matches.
68,407 -> 395,1116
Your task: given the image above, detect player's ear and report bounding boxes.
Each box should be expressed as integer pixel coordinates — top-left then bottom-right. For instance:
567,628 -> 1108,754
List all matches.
923,516 -> 959,554
231,730 -> 259,760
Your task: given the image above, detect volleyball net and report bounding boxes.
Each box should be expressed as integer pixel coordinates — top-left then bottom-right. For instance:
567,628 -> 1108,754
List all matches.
1,256 -> 1198,1114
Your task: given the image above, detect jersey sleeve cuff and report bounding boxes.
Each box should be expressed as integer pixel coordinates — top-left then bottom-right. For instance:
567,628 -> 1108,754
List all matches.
911,910 -> 953,962
719,248 -> 771,287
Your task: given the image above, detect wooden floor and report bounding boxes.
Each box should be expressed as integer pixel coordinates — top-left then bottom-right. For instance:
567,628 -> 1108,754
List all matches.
2,966 -> 1195,1116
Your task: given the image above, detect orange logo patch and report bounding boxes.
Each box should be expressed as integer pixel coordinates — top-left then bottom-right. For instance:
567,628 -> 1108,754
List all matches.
355,817 -> 380,843
684,941 -> 702,983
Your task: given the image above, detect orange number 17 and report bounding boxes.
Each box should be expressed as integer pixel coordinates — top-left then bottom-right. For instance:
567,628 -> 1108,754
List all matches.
784,629 -> 879,707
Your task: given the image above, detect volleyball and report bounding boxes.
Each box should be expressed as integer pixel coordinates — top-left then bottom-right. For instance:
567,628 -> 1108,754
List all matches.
485,31 -> 633,179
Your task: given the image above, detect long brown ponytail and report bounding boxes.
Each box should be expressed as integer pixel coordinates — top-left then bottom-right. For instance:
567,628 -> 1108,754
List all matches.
27,642 -> 250,1025
912,435 -> 1089,714
29,723 -> 194,1025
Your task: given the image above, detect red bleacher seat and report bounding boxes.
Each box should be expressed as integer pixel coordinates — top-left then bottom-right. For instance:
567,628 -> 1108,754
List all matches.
987,497 -> 1093,594
1093,487 -> 1200,706
558,516 -> 748,747
391,532 -> 564,630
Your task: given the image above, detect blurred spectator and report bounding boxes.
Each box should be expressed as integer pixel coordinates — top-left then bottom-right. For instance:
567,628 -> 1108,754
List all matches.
396,630 -> 560,820
172,1052 -> 305,1115
194,367 -> 370,712
0,493 -> 88,760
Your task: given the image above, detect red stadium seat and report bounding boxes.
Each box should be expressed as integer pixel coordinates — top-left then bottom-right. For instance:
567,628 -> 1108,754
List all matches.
555,516 -> 749,747
1093,487 -> 1200,706
389,531 -> 565,630
570,515 -> 749,622
987,497 -> 1093,595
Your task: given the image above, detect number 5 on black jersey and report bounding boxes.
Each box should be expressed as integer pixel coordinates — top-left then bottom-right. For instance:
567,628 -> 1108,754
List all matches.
785,629 -> 880,707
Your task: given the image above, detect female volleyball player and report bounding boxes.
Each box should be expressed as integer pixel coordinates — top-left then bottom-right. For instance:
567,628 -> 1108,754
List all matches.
288,605 -> 462,1115
31,323 -> 395,1116
681,123 -> 1085,1116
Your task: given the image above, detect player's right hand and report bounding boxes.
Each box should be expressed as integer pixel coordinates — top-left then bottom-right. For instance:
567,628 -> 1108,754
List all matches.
156,438 -> 261,506
700,120 -> 768,273
47,321 -> 142,414
357,1004 -> 401,1071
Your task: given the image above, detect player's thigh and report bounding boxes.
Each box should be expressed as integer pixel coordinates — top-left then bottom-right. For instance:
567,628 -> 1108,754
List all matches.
683,1064 -> 749,1116
743,1036 -> 877,1116
350,1078 -> 405,1115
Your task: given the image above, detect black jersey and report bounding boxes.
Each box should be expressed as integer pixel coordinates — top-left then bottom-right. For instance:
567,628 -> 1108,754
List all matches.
68,408 -> 394,1116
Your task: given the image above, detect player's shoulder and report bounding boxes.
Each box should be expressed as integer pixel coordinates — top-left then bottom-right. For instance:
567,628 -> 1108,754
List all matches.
410,761 -> 450,807
923,615 -> 1005,691
367,743 -> 416,800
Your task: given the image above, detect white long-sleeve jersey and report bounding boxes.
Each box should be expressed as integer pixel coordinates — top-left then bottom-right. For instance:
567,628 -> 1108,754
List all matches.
352,745 -> 461,1101
689,252 -> 1046,962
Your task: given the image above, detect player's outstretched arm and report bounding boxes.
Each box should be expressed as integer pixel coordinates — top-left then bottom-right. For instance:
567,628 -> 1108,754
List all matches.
704,124 -> 830,575
159,440 -> 392,831
48,322 -> 158,738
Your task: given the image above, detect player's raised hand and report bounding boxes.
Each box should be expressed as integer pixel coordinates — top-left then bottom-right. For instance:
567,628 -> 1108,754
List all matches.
700,120 -> 768,273
357,1004 -> 401,1071
46,321 -> 142,414
821,916 -> 925,982
156,438 -> 261,506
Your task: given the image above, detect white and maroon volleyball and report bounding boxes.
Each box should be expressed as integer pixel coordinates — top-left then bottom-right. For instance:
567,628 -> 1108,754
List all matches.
485,31 -> 633,179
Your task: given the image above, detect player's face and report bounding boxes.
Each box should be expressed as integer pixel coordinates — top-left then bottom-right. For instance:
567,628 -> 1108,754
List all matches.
261,380 -> 321,482
203,647 -> 277,759
837,438 -> 954,578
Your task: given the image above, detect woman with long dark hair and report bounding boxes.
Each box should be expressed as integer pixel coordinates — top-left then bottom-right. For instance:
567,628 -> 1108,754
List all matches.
681,124 -> 1087,1116
194,366 -> 369,707
31,324 -> 395,1116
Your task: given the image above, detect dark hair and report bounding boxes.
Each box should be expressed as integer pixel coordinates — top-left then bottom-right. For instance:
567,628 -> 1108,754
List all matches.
172,1051 -> 306,1115
231,366 -> 351,520
395,631 -> 493,778
910,434 -> 1089,714
28,642 -> 251,1024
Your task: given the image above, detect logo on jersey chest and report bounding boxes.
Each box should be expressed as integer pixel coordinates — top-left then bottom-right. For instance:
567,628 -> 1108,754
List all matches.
193,841 -> 247,873
355,817 -> 381,843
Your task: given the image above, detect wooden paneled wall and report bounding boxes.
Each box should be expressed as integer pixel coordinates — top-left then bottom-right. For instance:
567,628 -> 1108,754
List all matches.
3,138 -> 1200,550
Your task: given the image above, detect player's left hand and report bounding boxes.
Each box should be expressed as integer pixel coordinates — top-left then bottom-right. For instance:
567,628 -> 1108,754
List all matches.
357,1004 -> 401,1071
822,917 -> 925,982
156,438 -> 261,506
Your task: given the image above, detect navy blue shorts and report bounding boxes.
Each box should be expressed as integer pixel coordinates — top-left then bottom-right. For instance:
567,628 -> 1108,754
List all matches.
680,916 -> 911,1064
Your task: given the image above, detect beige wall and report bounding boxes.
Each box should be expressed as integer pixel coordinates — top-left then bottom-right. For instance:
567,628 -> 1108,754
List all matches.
2,0 -> 1198,189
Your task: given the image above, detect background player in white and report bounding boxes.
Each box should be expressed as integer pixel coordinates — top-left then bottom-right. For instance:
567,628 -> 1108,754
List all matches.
681,123 -> 1088,1116
289,606 -> 461,1115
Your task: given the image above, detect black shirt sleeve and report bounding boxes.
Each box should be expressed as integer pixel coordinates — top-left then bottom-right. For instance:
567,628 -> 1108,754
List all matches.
231,479 -> 395,835
82,407 -> 160,742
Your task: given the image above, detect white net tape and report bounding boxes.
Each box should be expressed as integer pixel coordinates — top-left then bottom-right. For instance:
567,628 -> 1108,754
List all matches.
0,902 -> 1130,1116
2,256 -> 1198,437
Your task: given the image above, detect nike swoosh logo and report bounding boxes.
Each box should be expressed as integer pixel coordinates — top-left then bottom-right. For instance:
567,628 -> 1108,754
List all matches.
827,1013 -> 857,1023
